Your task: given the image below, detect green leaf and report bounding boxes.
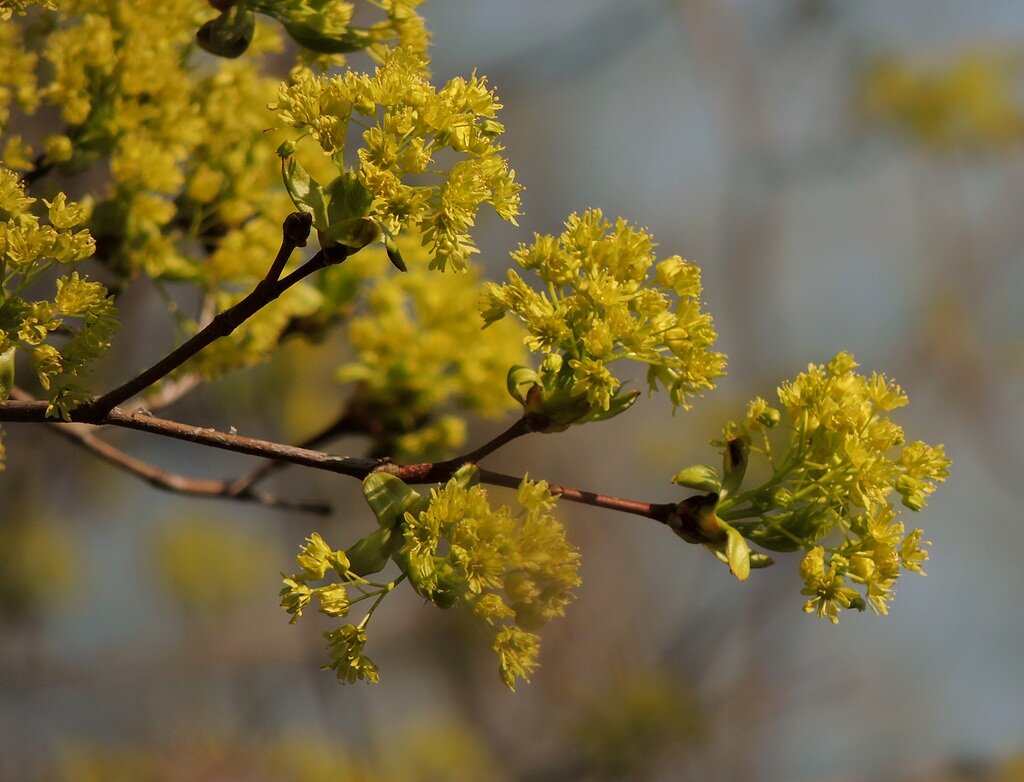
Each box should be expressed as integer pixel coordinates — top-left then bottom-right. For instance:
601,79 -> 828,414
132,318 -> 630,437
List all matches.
319,216 -> 381,250
582,389 -> 640,423
196,6 -> 256,58
722,521 -> 751,582
362,473 -> 423,528
0,347 -> 14,402
381,224 -> 407,272
671,464 -> 721,493
325,173 -> 373,225
506,365 -> 540,406
345,526 -> 399,577
281,155 -> 329,231
450,464 -> 480,490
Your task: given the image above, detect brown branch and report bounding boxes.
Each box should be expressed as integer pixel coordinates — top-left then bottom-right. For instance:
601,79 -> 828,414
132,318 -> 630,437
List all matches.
478,468 -> 677,523
225,406 -> 368,497
10,389 -> 330,514
87,212 -> 325,417
0,400 -> 683,528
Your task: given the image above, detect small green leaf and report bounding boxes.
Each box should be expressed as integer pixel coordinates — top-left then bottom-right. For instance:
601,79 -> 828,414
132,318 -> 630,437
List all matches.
450,464 -> 480,490
506,365 -> 540,406
381,225 -> 407,272
721,521 -> 751,582
0,347 -> 15,402
319,216 -> 381,250
362,473 -> 422,528
749,552 -> 774,569
582,389 -> 640,423
281,155 -> 329,231
325,173 -> 372,225
196,6 -> 256,58
345,526 -> 399,577
671,464 -> 721,493
246,0 -> 372,53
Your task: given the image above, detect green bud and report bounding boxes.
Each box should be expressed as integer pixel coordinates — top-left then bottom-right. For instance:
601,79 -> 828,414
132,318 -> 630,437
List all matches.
327,549 -> 351,577
196,5 -> 256,58
316,584 -> 350,617
749,552 -> 774,569
720,437 -> 749,499
757,407 -> 781,428
768,487 -> 793,508
280,577 -> 312,623
381,226 -> 407,272
480,119 -> 505,137
276,139 -> 297,159
506,365 -> 540,406
671,465 -> 721,493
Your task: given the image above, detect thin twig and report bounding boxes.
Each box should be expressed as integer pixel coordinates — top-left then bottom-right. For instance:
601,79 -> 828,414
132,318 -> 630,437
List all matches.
87,213 -> 323,417
10,389 -> 330,514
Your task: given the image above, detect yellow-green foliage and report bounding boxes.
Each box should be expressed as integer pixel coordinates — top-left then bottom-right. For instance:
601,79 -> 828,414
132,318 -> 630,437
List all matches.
863,51 -> 1024,150
335,239 -> 526,458
0,166 -> 117,418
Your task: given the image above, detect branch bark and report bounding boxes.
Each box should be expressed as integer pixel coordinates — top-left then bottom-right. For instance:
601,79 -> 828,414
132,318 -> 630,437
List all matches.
0,399 -> 679,526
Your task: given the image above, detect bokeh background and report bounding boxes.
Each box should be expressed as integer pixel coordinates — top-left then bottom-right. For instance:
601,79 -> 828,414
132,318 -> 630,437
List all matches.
3,1 -> 1024,780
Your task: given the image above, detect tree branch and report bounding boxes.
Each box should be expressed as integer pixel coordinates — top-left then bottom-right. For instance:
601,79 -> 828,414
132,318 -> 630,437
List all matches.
9,389 -> 330,514
0,400 -> 682,527
86,213 -> 328,417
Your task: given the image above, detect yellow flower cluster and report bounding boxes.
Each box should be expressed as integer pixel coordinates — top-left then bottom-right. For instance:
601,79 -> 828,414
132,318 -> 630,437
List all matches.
335,239 -> 526,459
0,166 -> 117,420
676,353 -> 949,622
1,2 -> 340,378
862,52 -> 1024,150
271,46 -> 521,270
482,209 -> 726,430
281,467 -> 580,689
401,470 -> 580,689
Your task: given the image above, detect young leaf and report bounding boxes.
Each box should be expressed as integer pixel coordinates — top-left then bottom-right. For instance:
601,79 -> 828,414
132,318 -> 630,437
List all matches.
362,473 -> 423,528
280,155 -> 329,231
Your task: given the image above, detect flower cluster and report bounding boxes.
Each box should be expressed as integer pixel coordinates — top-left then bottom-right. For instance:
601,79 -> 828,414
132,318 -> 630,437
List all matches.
862,51 -> 1023,150
0,167 -> 117,421
334,238 -> 526,458
279,530 -> 387,684
1,3 -> 344,379
271,46 -> 521,270
481,209 -> 726,430
281,466 -> 580,689
400,469 -> 580,689
672,353 -> 949,622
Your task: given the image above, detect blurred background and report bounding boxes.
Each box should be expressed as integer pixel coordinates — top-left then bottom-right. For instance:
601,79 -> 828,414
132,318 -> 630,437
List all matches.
3,1 -> 1024,780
